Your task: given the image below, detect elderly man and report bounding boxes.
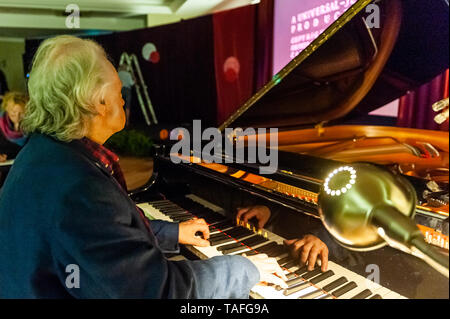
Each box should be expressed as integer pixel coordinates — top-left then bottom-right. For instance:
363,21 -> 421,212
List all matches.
0,35 -> 288,298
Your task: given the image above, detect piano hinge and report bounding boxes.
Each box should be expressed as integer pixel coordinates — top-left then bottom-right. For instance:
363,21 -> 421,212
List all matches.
315,121 -> 327,137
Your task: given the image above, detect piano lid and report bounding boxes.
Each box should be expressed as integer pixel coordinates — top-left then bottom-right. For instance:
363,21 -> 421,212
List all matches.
219,0 -> 449,131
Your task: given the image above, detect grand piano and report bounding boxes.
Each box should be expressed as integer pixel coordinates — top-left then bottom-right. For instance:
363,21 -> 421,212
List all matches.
130,0 -> 449,299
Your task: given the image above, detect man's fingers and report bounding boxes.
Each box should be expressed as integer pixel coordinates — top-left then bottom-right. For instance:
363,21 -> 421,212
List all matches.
254,253 -> 268,260
257,218 -> 266,230
283,239 -> 297,246
265,257 -> 287,280
236,208 -> 250,221
192,238 -> 211,247
273,264 -> 288,281
195,222 -> 210,240
307,247 -> 320,271
287,239 -> 305,260
194,218 -> 207,225
240,209 -> 258,224
262,274 -> 288,289
320,248 -> 329,272
300,243 -> 313,265
259,256 -> 288,281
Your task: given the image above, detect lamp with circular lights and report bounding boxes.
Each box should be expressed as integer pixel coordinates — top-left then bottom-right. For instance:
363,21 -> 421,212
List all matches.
318,163 -> 449,277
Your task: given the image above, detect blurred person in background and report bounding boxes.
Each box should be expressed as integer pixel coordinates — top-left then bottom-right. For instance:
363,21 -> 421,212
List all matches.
0,91 -> 28,186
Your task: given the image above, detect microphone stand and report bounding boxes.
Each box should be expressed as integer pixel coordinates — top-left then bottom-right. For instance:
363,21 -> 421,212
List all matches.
372,205 -> 449,278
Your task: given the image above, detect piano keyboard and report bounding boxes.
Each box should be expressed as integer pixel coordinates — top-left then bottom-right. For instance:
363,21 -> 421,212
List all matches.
138,195 -> 407,299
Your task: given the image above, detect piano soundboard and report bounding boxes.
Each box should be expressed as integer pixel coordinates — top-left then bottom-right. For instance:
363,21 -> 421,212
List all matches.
138,194 -> 407,299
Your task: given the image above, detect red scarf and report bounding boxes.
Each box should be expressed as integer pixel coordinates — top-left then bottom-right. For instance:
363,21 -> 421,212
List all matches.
80,137 -> 128,191
0,114 -> 26,146
80,137 -> 151,231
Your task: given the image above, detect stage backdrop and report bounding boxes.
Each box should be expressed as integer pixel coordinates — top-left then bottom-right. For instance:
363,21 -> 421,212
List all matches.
213,5 -> 256,126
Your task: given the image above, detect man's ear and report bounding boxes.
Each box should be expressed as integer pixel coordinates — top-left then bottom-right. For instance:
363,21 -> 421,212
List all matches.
94,96 -> 107,117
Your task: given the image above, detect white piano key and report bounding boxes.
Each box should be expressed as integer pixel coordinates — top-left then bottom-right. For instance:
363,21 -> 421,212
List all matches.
382,291 -> 402,299
337,287 -> 368,299
138,203 -> 173,222
372,286 -> 394,298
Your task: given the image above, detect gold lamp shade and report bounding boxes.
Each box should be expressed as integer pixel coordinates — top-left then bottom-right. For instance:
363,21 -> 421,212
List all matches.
318,163 -> 417,251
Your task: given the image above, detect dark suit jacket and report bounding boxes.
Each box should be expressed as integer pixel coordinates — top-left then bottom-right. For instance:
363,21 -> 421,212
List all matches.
0,128 -> 21,159
0,134 -> 259,298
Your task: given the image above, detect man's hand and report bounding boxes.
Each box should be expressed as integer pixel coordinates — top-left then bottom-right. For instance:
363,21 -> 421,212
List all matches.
178,218 -> 210,247
243,253 -> 288,288
284,235 -> 329,272
236,205 -> 271,229
0,154 -> 7,162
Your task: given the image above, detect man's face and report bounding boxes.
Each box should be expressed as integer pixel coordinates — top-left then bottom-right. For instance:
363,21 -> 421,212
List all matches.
6,101 -> 25,126
101,60 -> 126,135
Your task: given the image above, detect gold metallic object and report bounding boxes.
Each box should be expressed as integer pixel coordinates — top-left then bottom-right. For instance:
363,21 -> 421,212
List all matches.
319,163 -> 416,251
318,163 -> 449,277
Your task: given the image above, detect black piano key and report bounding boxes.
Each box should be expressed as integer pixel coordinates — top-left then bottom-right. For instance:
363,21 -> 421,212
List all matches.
218,231 -> 251,243
277,256 -> 292,266
165,212 -> 191,218
282,260 -> 298,269
210,226 -> 241,238
150,201 -> 173,206
209,235 -> 230,244
224,227 -> 253,238
322,276 -> 348,293
255,245 -> 280,257
285,273 -> 297,280
264,245 -> 287,258
162,208 -> 185,214
209,236 -> 230,245
284,265 -> 308,281
167,215 -> 189,221
158,209 -> 183,215
212,226 -> 244,237
351,289 -> 373,299
241,235 -> 268,247
210,220 -> 234,230
301,268 -> 323,280
152,203 -> 179,209
217,241 -> 245,252
209,232 -> 231,240
217,235 -> 260,251
283,270 -> 332,295
253,241 -> 278,254
221,244 -> 251,255
283,281 -> 310,296
148,199 -> 169,204
370,294 -> 382,299
294,266 -> 309,276
286,276 -> 307,288
229,226 -> 254,235
310,270 -> 334,285
284,271 -> 336,298
210,237 -> 235,246
331,281 -> 357,297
